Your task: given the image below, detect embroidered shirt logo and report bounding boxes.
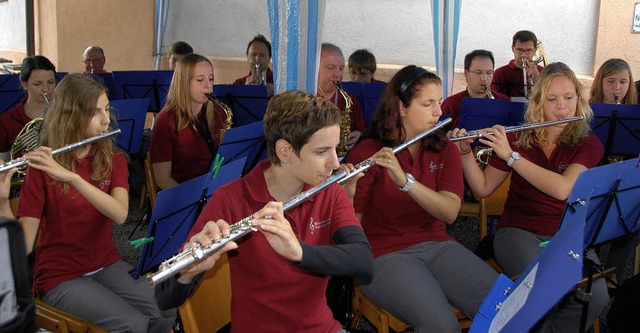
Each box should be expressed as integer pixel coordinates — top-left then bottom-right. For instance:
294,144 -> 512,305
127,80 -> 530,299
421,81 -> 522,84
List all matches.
429,161 -> 444,173
99,179 -> 111,191
309,217 -> 331,234
557,163 -> 570,174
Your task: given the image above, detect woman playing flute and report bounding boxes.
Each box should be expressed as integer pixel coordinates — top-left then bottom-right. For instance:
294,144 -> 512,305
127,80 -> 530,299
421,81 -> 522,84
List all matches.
451,62 -> 609,332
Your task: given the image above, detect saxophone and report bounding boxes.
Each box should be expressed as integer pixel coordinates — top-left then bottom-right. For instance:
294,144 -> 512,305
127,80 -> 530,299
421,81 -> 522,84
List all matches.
205,93 -> 233,140
334,81 -> 352,157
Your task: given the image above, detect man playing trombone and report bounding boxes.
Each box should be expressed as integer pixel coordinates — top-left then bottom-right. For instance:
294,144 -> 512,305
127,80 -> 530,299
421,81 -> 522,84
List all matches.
491,30 -> 544,99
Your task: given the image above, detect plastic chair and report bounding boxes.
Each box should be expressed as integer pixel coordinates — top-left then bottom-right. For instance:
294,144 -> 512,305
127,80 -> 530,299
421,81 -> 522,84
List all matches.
179,253 -> 232,333
350,286 -> 471,332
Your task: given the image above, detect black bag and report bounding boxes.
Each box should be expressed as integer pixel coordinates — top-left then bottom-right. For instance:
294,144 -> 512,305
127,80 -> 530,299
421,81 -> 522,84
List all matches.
325,276 -> 354,327
0,217 -> 35,333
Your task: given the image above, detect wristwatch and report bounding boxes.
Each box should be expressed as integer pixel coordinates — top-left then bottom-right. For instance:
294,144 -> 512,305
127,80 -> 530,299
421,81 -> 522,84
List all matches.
507,151 -> 521,167
400,173 -> 415,192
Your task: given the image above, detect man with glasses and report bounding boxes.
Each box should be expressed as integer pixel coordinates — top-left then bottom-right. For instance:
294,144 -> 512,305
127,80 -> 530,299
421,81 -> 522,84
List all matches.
82,45 -> 108,74
491,30 -> 543,99
442,49 -> 509,130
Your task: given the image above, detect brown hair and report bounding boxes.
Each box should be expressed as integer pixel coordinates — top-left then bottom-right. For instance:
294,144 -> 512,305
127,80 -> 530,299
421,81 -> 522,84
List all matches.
40,74 -> 116,192
366,65 -> 447,152
263,91 -> 342,166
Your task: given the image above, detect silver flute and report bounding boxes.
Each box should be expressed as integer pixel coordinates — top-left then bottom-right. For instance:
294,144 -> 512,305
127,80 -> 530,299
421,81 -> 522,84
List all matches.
0,129 -> 121,174
145,117 -> 453,286
448,116 -> 584,142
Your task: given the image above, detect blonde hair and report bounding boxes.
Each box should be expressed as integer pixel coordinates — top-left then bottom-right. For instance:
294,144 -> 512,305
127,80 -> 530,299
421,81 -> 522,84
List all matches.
160,53 -> 217,133
589,58 -> 637,104
515,62 -> 593,149
40,74 -> 115,192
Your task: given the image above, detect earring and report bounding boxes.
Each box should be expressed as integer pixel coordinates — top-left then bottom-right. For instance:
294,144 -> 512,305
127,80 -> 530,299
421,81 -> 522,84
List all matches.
282,160 -> 288,164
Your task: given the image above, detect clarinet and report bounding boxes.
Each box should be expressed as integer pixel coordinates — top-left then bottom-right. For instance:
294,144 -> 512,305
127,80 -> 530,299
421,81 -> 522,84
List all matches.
144,117 -> 453,286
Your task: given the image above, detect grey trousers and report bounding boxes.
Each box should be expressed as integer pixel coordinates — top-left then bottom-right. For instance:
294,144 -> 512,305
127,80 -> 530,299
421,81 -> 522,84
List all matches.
43,260 -> 175,333
359,240 -> 499,333
494,227 -> 610,333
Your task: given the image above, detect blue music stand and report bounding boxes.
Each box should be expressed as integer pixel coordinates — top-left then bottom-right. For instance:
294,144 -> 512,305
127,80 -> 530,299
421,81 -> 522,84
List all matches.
87,73 -> 118,100
471,158 -> 640,332
590,103 -> 640,158
213,84 -> 269,127
340,82 -> 364,104
111,98 -> 149,154
217,120 -> 267,175
0,74 -> 25,115
55,72 -> 68,83
134,158 -> 246,278
112,70 -> 174,112
459,98 -> 526,131
362,82 -> 387,126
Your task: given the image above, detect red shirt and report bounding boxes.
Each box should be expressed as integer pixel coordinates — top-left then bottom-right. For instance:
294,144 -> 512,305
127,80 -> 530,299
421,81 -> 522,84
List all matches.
232,68 -> 274,85
491,60 -> 544,98
490,133 -> 604,235
441,89 -> 510,130
188,160 -> 361,333
347,139 -> 464,258
0,100 -> 32,153
17,152 -> 129,296
151,105 -> 227,184
335,91 -> 366,132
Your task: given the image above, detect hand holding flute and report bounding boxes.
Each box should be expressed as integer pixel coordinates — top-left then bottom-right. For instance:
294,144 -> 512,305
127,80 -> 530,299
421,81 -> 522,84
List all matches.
176,220 -> 238,284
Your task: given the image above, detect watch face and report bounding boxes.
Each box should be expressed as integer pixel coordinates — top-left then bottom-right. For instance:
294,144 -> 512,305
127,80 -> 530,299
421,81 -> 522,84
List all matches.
513,152 -> 521,159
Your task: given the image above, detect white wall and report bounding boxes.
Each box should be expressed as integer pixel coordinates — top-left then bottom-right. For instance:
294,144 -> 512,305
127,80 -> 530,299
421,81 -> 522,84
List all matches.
163,0 -> 599,75
0,0 -> 26,52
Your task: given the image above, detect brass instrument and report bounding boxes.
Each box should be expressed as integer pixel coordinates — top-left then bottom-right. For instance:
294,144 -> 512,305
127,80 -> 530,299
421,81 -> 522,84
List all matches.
253,63 -> 266,86
614,95 -> 621,105
481,84 -> 494,99
144,117 -> 452,287
205,93 -> 233,140
9,93 -> 50,175
449,116 -> 583,164
1,129 -> 121,174
334,81 -> 352,157
522,41 -> 548,98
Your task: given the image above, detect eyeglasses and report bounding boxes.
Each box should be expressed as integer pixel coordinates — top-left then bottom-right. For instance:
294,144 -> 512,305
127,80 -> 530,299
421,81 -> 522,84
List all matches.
514,48 -> 535,54
83,58 -> 104,64
468,70 -> 494,76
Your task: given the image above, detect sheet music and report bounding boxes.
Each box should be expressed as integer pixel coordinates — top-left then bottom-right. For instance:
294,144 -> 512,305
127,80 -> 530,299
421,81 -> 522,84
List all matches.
489,263 -> 539,333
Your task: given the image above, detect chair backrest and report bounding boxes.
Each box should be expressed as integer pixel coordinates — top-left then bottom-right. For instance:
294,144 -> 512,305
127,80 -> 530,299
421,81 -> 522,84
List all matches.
144,152 -> 157,211
179,253 -> 232,333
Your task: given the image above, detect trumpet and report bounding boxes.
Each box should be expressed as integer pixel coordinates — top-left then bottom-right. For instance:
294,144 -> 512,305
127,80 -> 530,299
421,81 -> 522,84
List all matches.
0,129 -> 121,174
253,63 -> 266,86
481,84 -> 494,99
144,117 -> 453,287
614,94 -> 621,105
449,116 -> 584,142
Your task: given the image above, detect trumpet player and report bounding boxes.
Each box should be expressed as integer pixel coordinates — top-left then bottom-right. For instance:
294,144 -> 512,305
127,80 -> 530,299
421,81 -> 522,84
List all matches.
233,34 -> 274,97
317,43 -> 366,152
451,63 -> 608,332
492,30 -> 544,98
81,45 -> 108,74
441,50 -> 509,130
